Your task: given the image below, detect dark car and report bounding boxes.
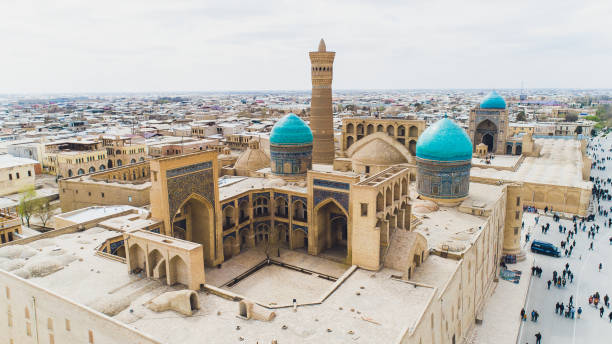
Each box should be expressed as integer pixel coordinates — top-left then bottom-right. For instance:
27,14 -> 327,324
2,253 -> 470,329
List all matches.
530,240 -> 561,257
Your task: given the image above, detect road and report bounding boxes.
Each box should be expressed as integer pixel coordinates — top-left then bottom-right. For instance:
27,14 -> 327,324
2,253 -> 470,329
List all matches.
519,135 -> 612,344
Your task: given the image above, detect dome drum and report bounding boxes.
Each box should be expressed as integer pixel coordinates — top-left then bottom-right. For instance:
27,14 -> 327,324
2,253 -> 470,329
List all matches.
270,144 -> 312,176
416,158 -> 470,202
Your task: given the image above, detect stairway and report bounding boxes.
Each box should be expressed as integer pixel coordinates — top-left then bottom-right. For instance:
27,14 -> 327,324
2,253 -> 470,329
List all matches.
382,229 -> 416,275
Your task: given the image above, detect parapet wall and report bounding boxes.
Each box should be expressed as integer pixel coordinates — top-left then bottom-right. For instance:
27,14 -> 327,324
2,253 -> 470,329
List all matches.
0,209 -> 137,249
0,270 -> 161,344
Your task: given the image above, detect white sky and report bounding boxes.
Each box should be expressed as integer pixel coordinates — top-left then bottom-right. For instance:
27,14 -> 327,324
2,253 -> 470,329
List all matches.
1,0 -> 611,93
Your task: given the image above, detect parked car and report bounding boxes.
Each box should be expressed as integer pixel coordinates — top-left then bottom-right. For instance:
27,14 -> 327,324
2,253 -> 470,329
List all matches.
530,240 -> 561,257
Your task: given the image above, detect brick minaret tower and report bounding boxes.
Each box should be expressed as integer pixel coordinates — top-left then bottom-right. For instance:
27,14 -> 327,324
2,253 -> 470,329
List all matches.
309,38 -> 336,164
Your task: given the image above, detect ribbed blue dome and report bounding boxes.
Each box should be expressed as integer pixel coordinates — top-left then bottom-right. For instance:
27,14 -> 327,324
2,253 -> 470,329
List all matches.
416,118 -> 473,161
480,91 -> 506,109
270,113 -> 313,145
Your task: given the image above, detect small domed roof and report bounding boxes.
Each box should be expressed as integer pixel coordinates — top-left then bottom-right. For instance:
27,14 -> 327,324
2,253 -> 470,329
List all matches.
352,138 -> 408,165
234,141 -> 270,175
416,117 -> 472,161
480,91 -> 506,109
270,113 -> 313,145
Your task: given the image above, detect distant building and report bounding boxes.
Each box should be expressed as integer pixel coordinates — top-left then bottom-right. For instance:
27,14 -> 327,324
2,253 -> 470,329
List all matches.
468,91 -> 509,154
0,155 -> 38,196
0,210 -> 21,244
43,139 -> 108,177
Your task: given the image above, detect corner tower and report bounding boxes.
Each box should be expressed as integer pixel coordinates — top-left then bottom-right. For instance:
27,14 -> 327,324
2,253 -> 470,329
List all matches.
309,38 -> 336,164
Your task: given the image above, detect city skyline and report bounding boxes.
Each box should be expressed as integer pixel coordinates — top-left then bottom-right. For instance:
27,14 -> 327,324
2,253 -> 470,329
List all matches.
1,0 -> 611,93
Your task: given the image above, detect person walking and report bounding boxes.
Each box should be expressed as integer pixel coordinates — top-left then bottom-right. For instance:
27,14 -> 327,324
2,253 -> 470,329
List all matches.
520,308 -> 526,321
577,306 -> 582,319
547,280 -> 552,289
601,306 -> 605,318
609,311 -> 612,323
599,263 -> 603,272
535,332 -> 542,344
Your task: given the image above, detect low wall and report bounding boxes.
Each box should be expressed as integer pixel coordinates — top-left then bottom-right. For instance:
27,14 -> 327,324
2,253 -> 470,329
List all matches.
0,270 -> 161,344
469,176 -> 589,216
472,155 -> 525,172
0,209 -> 136,248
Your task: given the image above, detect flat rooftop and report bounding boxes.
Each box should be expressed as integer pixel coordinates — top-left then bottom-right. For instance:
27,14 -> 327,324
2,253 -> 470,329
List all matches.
63,175 -> 151,190
0,228 -> 437,344
219,176 -> 307,201
98,213 -> 161,233
55,205 -> 145,224
471,139 -> 591,189
471,154 -> 520,169
413,182 -> 503,253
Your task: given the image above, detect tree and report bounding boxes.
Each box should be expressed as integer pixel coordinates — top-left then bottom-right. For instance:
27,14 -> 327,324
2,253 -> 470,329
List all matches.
34,199 -> 55,228
263,225 -> 278,259
16,186 -> 37,227
516,111 -> 527,122
565,113 -> 578,122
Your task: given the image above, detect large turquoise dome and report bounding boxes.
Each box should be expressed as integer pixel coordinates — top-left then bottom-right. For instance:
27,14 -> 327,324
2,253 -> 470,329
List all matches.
416,118 -> 473,161
270,113 -> 313,145
480,91 -> 506,109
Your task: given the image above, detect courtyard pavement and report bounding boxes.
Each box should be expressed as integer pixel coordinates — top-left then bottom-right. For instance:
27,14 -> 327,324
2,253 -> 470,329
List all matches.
519,136 -> 612,344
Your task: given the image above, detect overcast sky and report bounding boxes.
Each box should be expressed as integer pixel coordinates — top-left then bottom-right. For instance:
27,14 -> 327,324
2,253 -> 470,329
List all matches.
1,0 -> 611,93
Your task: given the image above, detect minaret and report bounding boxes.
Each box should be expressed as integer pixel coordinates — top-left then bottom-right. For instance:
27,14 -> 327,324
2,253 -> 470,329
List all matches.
309,38 -> 336,164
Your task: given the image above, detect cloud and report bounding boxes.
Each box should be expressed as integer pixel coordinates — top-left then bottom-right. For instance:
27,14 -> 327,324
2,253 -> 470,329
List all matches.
0,0 -> 611,93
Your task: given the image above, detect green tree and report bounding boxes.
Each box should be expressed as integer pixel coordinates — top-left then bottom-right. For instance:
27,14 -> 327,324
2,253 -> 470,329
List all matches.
17,186 -> 37,227
565,113 -> 578,122
34,199 -> 56,228
516,111 -> 527,122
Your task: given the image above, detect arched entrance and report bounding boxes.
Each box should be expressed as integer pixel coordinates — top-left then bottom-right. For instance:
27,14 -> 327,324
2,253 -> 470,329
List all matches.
346,136 -> 354,149
276,223 -> 289,248
223,236 -> 236,260
515,144 -> 522,155
506,144 -> 513,155
148,249 -> 166,281
315,200 -> 349,261
128,243 -> 146,273
476,119 -> 498,153
482,134 -> 494,153
172,194 -> 214,266
168,255 -> 189,286
408,140 -> 416,156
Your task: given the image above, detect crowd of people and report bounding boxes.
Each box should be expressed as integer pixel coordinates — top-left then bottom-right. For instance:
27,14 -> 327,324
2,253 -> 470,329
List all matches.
522,132 -> 612,344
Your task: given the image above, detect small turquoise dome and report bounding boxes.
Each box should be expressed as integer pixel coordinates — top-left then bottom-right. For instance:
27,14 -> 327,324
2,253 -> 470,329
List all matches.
480,91 -> 506,109
270,113 -> 313,145
416,118 -> 472,161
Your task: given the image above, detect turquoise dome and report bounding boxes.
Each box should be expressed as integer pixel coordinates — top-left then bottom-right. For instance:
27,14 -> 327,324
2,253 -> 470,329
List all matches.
480,91 -> 506,109
270,113 -> 313,145
416,118 -> 473,161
